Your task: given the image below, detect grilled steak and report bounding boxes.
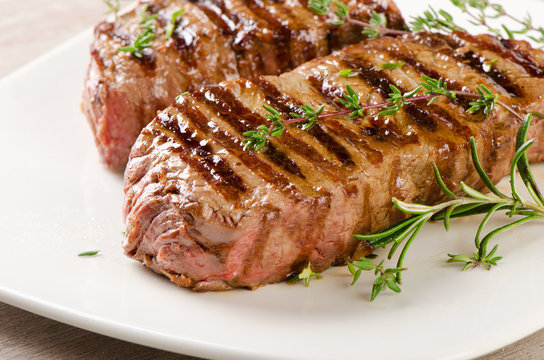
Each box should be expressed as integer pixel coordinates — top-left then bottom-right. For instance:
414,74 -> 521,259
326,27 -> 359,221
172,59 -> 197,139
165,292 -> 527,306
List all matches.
82,0 -> 406,168
123,32 -> 544,291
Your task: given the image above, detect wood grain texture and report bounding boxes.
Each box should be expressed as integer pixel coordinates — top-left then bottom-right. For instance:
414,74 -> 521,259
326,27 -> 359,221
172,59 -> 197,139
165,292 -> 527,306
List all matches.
0,1 -> 542,359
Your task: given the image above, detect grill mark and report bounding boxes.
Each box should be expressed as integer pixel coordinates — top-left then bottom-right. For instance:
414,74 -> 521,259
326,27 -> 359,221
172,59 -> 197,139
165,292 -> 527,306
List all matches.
193,87 -> 305,178
325,119 -> 385,164
194,85 -> 348,182
290,194 -> 333,274
306,74 -> 344,108
170,17 -> 198,68
340,54 -> 439,132
192,0 -> 265,74
307,74 -> 416,149
154,115 -> 246,201
241,208 -> 277,278
366,49 -> 477,137
249,77 -> 355,166
459,50 -> 523,97
172,101 -> 296,191
381,51 -> 473,110
192,1 -> 237,35
242,0 -> 293,71
413,34 -> 523,97
500,39 -> 544,77
454,32 -> 544,78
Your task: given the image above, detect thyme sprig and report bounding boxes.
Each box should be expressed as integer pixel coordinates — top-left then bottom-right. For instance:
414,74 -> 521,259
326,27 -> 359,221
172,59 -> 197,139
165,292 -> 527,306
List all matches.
414,0 -> 544,46
351,113 -> 544,300
309,0 -> 544,47
242,75 -> 502,150
410,7 -> 465,33
289,262 -> 322,286
242,105 -> 286,151
307,0 -> 408,37
452,0 -> 544,43
103,0 -> 121,17
119,5 -> 158,58
467,85 -> 498,116
378,85 -> 422,117
347,258 -> 405,300
338,85 -> 365,119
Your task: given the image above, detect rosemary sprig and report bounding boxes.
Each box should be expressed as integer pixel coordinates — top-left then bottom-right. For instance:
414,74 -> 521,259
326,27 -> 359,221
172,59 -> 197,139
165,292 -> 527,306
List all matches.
351,113 -> 544,300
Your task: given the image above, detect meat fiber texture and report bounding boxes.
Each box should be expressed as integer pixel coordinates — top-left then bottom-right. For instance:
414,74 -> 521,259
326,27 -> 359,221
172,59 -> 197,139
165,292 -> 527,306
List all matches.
123,32 -> 544,291
82,0 -> 406,168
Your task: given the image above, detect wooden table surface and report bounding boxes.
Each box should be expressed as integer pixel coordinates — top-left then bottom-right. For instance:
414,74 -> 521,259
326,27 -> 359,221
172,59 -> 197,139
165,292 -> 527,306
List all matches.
1,1 -> 544,359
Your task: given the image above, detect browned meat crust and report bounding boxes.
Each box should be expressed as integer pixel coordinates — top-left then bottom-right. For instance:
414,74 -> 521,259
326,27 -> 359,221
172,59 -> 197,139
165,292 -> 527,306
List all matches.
82,0 -> 406,168
123,32 -> 544,291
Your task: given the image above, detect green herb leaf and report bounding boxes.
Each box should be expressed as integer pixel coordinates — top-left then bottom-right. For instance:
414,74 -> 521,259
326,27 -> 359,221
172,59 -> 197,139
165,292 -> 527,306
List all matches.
339,69 -> 354,77
78,250 -> 100,257
363,11 -> 387,39
380,61 -> 405,69
165,9 -> 185,39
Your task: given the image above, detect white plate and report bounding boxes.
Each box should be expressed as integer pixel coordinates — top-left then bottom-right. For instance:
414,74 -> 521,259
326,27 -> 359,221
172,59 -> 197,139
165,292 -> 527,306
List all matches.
2,1 -> 544,359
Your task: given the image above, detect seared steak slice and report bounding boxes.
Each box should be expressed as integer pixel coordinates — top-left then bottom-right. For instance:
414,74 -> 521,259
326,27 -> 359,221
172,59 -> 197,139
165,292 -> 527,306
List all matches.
123,32 -> 544,291
82,0 -> 406,168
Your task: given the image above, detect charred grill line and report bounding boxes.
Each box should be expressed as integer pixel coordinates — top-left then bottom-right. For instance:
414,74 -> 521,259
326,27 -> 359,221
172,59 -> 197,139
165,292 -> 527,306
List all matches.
306,73 -> 414,148
193,86 -> 306,178
173,101 -> 296,191
340,54 -> 439,131
500,39 -> 544,77
378,51 -> 473,110
191,1 -> 237,35
409,33 -> 523,98
150,120 -> 246,202
249,77 -> 355,166
459,50 -> 523,97
454,32 -> 544,78
85,0 -> 408,168
197,84 -> 349,183
242,0 -> 295,71
193,0 -> 267,75
170,17 -> 199,68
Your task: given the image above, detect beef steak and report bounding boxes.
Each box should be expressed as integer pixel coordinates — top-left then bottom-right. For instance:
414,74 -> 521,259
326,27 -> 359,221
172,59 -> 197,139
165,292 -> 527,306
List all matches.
123,32 -> 544,291
82,0 -> 406,168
